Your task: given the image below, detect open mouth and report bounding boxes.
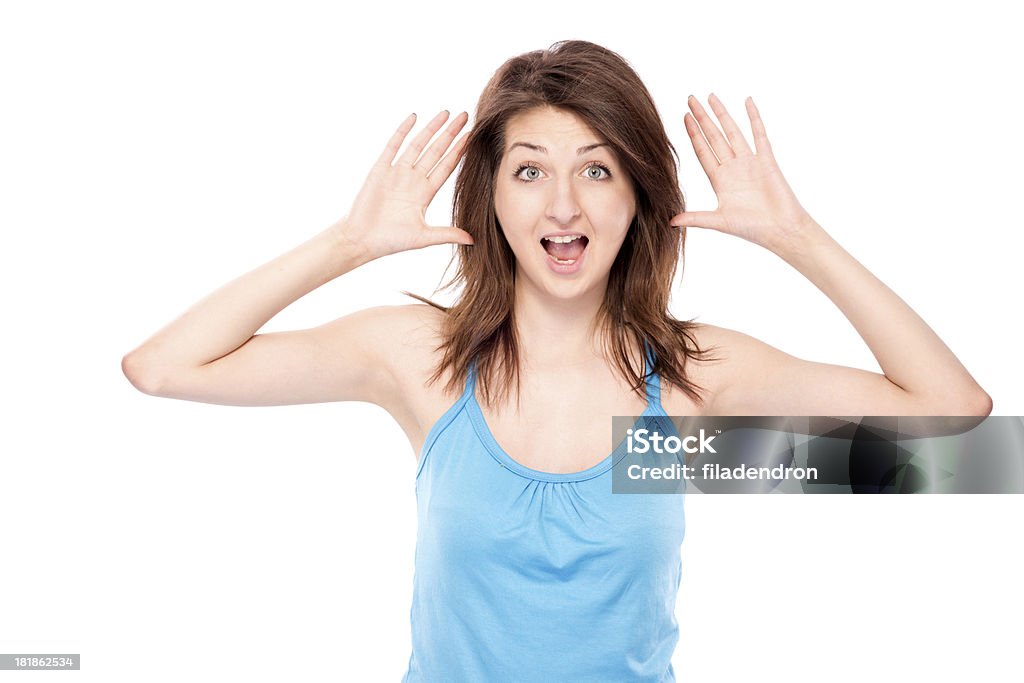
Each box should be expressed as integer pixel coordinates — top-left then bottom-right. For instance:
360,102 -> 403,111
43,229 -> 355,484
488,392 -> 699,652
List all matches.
540,234 -> 589,265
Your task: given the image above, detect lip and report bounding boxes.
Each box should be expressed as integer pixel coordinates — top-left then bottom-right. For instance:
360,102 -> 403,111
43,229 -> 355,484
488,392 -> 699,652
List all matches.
540,230 -> 588,240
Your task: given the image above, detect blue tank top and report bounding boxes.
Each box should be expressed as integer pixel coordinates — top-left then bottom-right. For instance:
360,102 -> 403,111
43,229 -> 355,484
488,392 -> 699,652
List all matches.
403,344 -> 686,682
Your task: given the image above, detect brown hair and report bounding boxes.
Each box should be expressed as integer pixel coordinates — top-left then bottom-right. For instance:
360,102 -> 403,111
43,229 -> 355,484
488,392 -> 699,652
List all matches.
403,39 -> 720,410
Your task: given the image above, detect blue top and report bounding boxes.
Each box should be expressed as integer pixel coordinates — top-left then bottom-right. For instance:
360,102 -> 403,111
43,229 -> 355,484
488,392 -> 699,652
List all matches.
403,344 -> 686,682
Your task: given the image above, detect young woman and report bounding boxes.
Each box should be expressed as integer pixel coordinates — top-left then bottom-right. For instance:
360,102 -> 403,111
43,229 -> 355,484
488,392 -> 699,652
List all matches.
122,40 -> 990,681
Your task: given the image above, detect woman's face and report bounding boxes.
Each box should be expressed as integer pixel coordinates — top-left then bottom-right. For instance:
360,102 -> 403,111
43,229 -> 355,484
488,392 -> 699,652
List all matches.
493,106 -> 636,301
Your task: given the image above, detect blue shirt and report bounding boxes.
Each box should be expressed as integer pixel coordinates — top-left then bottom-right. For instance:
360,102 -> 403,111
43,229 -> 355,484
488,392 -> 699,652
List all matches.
403,344 -> 686,682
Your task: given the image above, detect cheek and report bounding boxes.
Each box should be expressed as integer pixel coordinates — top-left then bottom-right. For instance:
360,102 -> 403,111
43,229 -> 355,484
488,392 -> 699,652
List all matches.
494,184 -> 538,241
590,190 -> 636,240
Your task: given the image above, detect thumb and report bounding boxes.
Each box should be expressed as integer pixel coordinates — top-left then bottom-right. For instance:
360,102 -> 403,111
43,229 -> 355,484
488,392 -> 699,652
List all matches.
423,225 -> 475,247
670,211 -> 727,231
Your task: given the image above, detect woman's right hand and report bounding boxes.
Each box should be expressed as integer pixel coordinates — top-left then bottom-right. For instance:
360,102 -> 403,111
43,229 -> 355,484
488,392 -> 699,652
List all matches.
329,110 -> 475,263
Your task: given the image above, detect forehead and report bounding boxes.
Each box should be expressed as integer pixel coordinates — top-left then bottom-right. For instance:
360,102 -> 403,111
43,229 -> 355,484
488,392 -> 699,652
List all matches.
503,106 -> 605,154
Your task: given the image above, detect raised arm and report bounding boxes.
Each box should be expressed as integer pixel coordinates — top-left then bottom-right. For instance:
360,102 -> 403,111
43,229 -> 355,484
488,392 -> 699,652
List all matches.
672,94 -> 990,416
122,109 -> 473,408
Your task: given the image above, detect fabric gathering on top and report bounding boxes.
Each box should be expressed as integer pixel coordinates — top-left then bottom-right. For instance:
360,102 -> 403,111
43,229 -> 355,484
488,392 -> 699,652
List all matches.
402,343 -> 686,682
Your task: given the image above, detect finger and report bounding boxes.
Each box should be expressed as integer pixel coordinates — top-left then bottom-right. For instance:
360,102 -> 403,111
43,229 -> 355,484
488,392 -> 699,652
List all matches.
670,210 -> 728,231
745,96 -> 774,158
683,112 -> 719,180
426,130 -> 471,193
708,93 -> 753,157
397,110 -> 451,167
376,113 -> 418,167
417,111 -> 469,176
688,95 -> 734,161
422,225 -> 475,247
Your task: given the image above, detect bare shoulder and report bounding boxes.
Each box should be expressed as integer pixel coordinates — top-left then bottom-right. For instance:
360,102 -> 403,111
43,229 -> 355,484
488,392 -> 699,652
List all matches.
672,321 -> 819,414
358,303 -> 463,453
357,302 -> 451,391
659,321 -> 768,415
369,301 -> 446,353
389,302 -> 452,385
686,321 -> 760,360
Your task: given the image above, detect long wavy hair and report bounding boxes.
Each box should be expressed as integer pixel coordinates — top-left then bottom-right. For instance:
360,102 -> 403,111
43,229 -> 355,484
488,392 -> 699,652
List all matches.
403,39 -> 720,410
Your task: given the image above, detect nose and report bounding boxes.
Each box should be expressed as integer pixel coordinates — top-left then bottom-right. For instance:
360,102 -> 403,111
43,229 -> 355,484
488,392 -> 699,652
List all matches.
545,176 -> 581,226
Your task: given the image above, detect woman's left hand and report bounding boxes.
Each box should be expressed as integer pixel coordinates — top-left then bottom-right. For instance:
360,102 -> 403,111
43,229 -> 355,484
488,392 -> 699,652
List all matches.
670,94 -> 820,254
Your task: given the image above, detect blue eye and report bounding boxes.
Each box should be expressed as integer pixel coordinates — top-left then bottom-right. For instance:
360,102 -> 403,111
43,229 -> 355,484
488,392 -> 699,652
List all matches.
511,162 -> 614,183
513,164 -> 542,182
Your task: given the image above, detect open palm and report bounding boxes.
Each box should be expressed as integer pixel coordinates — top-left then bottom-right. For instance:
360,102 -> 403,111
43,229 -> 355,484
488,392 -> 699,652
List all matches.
670,94 -> 814,253
332,110 -> 475,263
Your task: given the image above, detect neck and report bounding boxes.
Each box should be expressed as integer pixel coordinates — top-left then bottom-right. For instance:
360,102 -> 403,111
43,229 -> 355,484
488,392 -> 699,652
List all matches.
512,271 -> 609,370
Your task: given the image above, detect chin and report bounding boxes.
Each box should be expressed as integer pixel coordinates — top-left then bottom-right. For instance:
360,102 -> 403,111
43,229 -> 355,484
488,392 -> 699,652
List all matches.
533,266 -> 608,302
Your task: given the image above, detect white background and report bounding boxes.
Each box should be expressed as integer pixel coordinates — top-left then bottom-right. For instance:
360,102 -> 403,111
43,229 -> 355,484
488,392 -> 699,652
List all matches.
2,1 -> 1022,681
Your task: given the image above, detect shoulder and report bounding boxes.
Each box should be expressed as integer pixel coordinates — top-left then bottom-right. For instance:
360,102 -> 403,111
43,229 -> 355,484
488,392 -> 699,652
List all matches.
394,303 -> 449,369
335,302 -> 446,356
350,301 -> 445,332
367,300 -> 459,394
351,302 -> 448,369
687,321 -> 767,357
315,302 -> 449,408
357,303 -> 463,449
660,321 -> 781,415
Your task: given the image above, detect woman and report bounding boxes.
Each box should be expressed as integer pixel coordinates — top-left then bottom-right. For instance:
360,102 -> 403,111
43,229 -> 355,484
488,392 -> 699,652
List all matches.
122,40 -> 991,681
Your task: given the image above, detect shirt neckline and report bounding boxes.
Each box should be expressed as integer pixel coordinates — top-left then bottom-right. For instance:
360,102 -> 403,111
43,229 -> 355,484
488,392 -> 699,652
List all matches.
463,341 -> 663,483
465,382 -> 659,484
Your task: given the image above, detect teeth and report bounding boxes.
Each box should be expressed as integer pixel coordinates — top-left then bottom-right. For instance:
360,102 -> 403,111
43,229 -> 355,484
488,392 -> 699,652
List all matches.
543,235 -> 583,244
547,254 -> 577,265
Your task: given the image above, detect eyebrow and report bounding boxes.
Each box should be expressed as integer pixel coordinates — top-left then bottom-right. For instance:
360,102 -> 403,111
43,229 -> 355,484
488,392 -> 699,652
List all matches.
507,141 -> 610,155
